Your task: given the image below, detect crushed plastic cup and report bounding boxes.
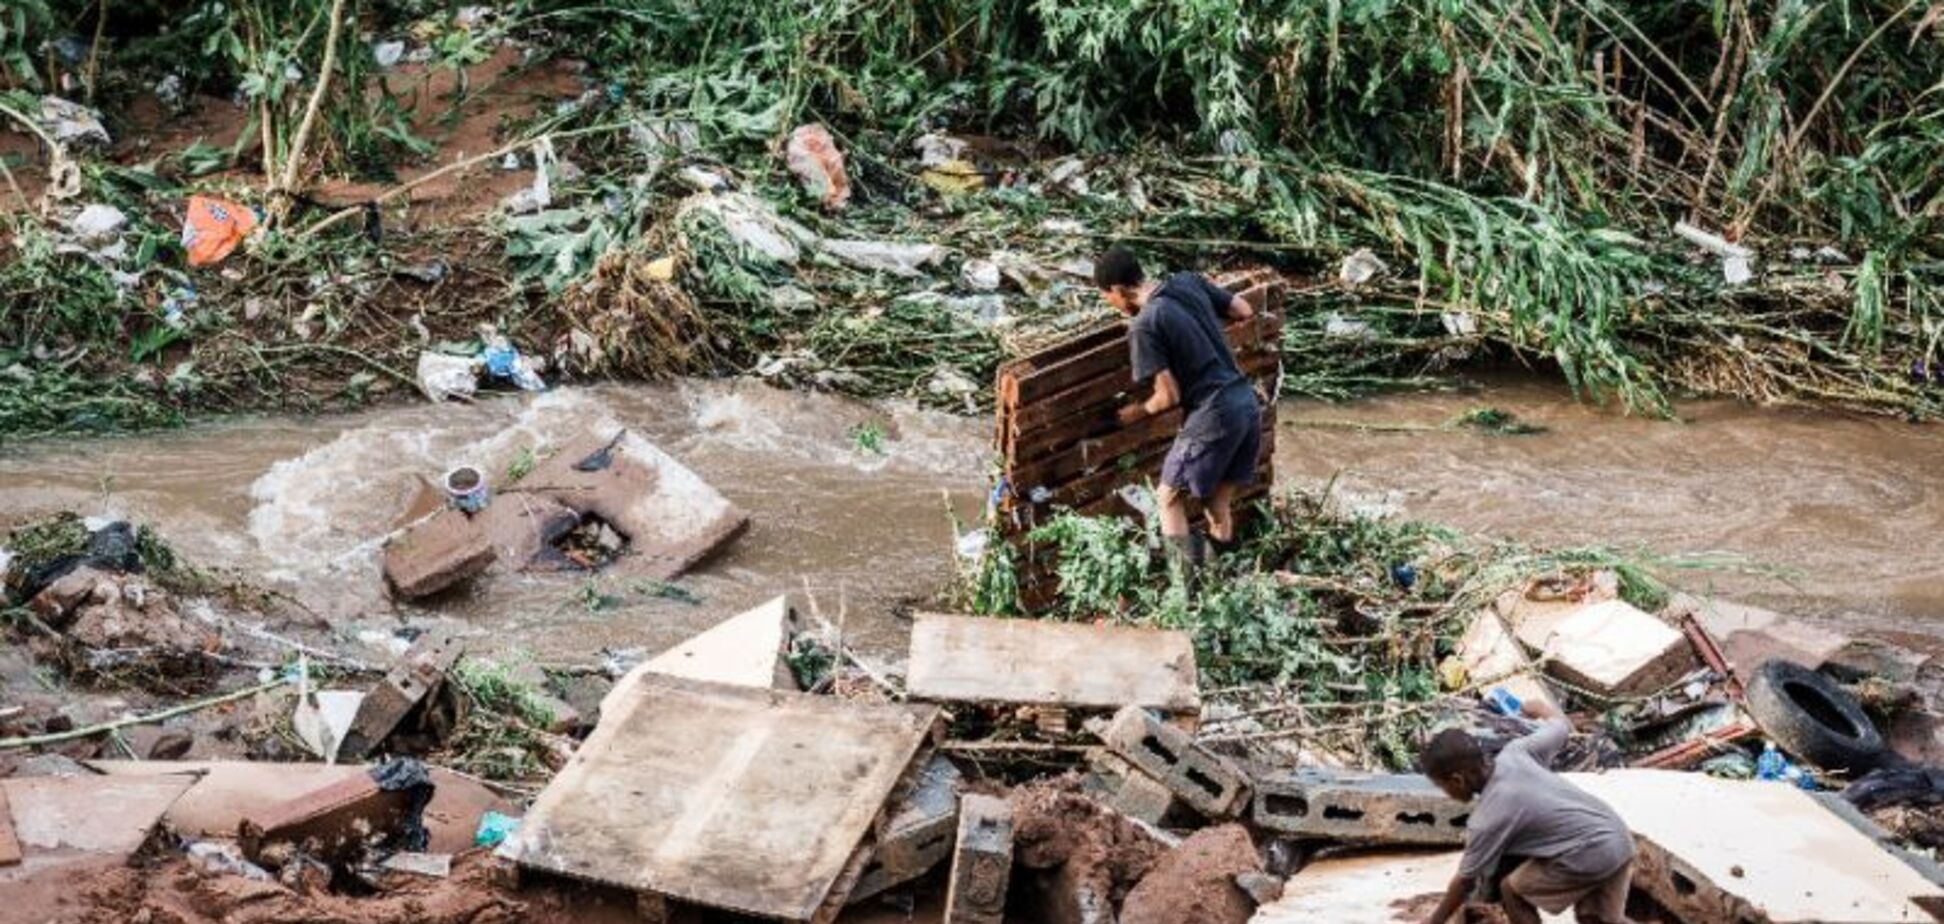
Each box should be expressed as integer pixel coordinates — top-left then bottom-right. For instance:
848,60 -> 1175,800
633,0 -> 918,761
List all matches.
475,810 -> 520,848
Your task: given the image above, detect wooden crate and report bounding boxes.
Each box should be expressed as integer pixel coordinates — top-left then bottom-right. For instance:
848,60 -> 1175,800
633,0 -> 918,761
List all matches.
991,275 -> 1284,609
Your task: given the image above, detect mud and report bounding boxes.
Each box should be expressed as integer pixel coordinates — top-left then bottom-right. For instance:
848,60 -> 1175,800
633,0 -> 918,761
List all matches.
1118,824 -> 1261,924
1008,779 -> 1170,924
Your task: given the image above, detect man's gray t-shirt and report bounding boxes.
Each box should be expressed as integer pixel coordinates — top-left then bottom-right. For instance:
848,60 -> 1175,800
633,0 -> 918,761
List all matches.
1458,718 -> 1634,882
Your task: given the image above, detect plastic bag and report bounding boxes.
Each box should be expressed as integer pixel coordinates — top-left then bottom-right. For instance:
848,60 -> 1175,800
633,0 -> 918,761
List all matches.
182,196 -> 260,267
784,123 -> 851,209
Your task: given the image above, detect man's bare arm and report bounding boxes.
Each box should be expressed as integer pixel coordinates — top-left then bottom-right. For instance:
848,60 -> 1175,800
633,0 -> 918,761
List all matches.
1226,294 -> 1255,320
1119,370 -> 1180,425
1423,873 -> 1469,924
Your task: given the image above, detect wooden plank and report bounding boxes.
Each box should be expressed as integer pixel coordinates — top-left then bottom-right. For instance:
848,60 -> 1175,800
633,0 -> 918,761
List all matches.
499,676 -> 939,922
1566,770 -> 1944,923
600,595 -> 796,716
1008,407 -> 1184,489
995,322 -> 1127,385
1021,413 -> 1276,515
1009,316 -> 1276,406
0,785 -> 20,867
907,613 -> 1199,715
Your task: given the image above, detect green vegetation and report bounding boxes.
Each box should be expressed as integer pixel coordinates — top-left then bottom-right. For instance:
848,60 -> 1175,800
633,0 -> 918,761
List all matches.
2,0 -> 1941,441
970,491 -> 1710,766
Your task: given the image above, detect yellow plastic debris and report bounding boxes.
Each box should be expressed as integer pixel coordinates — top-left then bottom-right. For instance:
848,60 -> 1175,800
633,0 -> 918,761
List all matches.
646,256 -> 676,281
920,159 -> 985,197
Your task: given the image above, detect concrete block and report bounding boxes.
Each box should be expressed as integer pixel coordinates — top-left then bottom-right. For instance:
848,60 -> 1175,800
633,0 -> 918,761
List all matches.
849,756 -> 964,903
1100,705 -> 1251,819
340,628 -> 464,760
239,761 -> 432,865
1514,599 -> 1694,697
944,793 -> 1014,924
1081,750 -> 1183,826
381,509 -> 496,599
1251,769 -> 1467,846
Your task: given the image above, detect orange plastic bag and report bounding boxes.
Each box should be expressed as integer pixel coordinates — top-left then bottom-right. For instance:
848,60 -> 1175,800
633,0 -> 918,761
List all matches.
181,195 -> 259,266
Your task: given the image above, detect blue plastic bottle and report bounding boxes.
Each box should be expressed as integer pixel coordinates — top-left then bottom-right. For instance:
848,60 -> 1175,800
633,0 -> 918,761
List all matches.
1755,741 -> 1786,781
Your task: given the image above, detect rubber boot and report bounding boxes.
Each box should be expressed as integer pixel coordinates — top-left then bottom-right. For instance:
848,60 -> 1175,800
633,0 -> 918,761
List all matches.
1165,534 -> 1203,597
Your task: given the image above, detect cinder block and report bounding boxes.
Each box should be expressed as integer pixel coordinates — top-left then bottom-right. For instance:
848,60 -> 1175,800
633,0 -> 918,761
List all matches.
849,756 -> 964,903
1099,706 -> 1250,819
1252,769 -> 1467,845
1081,750 -> 1182,826
944,793 -> 1013,924
1513,599 -> 1694,697
340,629 -> 465,759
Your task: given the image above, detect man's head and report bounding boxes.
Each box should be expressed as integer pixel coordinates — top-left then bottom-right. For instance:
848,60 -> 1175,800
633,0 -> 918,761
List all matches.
1095,246 -> 1146,317
1420,728 -> 1491,801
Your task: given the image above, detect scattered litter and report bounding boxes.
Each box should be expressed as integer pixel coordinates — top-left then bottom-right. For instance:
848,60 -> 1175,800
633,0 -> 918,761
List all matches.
1440,310 -> 1478,336
1338,248 -> 1386,287
961,258 -> 1001,290
784,123 -> 852,209
913,132 -> 969,167
501,139 -> 557,214
291,670 -> 365,764
67,204 -> 126,245
415,352 -> 477,403
821,239 -> 946,277
186,840 -> 273,881
380,851 -> 452,878
1674,220 -> 1756,285
929,365 -> 981,400
372,40 -> 406,68
921,159 -> 987,197
182,195 -> 260,267
681,190 -> 816,263
40,95 -> 110,146
1040,218 -> 1087,235
443,465 -> 489,513
1322,313 -> 1375,341
474,810 -> 520,848
482,336 -> 547,391
1045,156 -> 1090,195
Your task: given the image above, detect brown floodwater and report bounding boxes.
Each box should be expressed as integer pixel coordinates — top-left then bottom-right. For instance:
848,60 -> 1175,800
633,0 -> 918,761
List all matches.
1,376 -> 1939,671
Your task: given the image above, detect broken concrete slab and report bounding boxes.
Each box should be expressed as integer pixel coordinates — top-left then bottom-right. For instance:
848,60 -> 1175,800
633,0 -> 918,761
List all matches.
1675,594 -> 1852,676
944,793 -> 1013,924
382,509 -> 496,599
1251,769 -> 1467,846
499,675 -> 941,923
85,759 -> 514,856
1567,769 -> 1944,923
471,491 -> 583,571
1099,706 -> 1251,820
520,430 -> 749,580
600,595 -> 797,717
851,755 -> 964,904
1513,599 -> 1695,697
1248,851 -> 1568,923
908,614 -> 1200,720
1452,609 -> 1559,713
1120,823 -> 1261,924
340,628 -> 465,760
0,774 -> 195,881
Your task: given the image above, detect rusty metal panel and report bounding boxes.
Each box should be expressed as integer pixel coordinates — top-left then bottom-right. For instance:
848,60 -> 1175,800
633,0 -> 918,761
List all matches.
499,676 -> 940,922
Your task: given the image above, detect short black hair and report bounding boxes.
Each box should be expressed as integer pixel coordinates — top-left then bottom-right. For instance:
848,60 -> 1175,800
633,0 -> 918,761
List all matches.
1095,247 -> 1144,289
1419,727 -> 1484,779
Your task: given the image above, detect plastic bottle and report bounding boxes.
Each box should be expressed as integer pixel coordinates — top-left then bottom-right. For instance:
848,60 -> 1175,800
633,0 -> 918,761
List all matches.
1483,687 -> 1522,717
1755,741 -> 1787,781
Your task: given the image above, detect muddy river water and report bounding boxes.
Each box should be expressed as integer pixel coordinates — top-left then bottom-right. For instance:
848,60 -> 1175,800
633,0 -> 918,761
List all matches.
1,377 -> 1939,666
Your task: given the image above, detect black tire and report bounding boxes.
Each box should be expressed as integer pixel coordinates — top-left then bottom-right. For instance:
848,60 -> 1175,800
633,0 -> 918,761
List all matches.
1745,659 -> 1890,775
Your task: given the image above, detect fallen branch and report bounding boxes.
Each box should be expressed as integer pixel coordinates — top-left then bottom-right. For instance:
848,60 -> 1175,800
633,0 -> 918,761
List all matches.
274,0 -> 348,215
0,677 -> 288,751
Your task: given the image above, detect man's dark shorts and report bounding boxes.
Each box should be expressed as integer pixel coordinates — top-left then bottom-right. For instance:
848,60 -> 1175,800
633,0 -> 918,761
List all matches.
1161,387 -> 1261,499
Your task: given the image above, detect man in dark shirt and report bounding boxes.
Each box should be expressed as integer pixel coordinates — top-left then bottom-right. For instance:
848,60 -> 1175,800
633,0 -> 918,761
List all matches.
1419,699 -> 1637,924
1094,247 -> 1263,582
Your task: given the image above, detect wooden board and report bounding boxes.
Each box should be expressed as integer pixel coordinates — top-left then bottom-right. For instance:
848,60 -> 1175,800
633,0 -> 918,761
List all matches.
0,775 -> 193,857
499,675 -> 939,921
1251,851 -> 1566,923
907,613 -> 1200,715
1566,770 -> 1944,923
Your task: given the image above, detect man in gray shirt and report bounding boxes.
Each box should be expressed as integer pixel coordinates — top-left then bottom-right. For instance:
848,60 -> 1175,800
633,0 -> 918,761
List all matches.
1418,699 -> 1636,924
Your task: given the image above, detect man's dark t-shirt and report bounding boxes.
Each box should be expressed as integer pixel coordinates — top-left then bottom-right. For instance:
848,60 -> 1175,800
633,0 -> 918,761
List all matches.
1129,272 -> 1254,441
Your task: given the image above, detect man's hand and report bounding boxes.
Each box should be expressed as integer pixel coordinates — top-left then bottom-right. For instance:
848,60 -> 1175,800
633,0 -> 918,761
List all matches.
1423,873 -> 1470,924
1520,697 -> 1562,722
1117,403 -> 1147,427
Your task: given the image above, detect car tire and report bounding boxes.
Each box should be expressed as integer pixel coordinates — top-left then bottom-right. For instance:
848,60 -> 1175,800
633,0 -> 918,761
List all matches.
1745,659 -> 1891,775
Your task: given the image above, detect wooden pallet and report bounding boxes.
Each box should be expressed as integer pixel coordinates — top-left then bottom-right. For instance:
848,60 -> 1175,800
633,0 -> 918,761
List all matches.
991,274 -> 1285,609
